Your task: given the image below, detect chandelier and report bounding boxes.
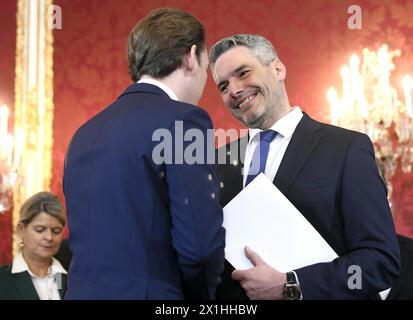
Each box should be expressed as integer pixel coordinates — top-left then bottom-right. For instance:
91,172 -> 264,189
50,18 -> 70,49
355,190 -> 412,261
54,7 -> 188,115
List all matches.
0,104 -> 23,214
326,44 -> 413,198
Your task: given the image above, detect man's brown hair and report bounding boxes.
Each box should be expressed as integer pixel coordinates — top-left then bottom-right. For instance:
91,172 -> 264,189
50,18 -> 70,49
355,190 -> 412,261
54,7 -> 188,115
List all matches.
127,8 -> 205,82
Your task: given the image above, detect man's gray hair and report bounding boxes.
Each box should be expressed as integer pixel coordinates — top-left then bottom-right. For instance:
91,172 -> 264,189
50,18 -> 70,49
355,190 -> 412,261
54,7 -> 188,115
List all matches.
209,34 -> 278,69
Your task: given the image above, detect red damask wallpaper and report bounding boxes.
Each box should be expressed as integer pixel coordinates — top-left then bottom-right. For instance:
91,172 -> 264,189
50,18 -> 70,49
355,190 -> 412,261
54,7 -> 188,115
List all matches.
1,0 -> 413,264
0,0 -> 16,265
51,0 -> 413,237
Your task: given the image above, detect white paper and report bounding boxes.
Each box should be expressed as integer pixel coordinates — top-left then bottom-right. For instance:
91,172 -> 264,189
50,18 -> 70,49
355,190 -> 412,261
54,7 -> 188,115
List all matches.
223,173 -> 338,271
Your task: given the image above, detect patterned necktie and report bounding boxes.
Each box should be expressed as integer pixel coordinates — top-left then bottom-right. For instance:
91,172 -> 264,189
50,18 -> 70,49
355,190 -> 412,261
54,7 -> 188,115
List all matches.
245,130 -> 278,186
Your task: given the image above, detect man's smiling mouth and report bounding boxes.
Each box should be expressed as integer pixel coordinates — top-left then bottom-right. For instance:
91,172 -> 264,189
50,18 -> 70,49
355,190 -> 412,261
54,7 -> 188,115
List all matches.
237,94 -> 257,110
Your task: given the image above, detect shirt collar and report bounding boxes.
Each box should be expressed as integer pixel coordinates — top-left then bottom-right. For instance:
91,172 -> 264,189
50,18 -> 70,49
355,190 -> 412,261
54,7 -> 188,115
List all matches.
137,78 -> 179,101
248,106 -> 303,142
11,251 -> 67,277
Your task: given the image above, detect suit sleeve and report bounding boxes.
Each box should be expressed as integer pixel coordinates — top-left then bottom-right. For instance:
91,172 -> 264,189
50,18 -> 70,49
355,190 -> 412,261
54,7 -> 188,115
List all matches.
165,106 -> 225,300
295,134 -> 400,299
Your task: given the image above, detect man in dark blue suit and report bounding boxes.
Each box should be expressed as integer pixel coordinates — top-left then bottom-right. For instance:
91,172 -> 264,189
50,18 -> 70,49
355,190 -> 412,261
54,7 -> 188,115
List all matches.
63,8 -> 225,299
209,34 -> 400,299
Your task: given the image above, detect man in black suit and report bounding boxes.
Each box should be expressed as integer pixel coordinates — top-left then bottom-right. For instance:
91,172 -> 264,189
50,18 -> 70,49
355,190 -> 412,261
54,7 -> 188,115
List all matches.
386,235 -> 413,299
375,160 -> 413,300
209,34 -> 400,299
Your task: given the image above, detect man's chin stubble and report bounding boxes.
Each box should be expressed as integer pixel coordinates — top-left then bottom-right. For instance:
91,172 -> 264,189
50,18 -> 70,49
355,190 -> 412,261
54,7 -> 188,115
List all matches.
243,113 -> 267,129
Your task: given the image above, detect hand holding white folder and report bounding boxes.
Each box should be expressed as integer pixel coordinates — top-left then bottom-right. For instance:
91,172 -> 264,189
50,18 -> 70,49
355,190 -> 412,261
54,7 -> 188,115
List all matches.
223,173 -> 338,271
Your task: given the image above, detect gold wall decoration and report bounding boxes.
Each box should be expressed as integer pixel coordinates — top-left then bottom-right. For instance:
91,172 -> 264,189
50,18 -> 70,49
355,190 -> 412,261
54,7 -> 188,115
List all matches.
13,0 -> 55,256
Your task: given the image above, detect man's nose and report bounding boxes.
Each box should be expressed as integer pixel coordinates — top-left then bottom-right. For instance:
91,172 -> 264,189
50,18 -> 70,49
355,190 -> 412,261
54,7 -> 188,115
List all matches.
228,79 -> 244,98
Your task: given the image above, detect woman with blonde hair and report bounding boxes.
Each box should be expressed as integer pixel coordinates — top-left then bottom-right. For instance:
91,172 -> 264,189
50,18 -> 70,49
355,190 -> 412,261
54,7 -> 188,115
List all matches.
0,192 -> 67,300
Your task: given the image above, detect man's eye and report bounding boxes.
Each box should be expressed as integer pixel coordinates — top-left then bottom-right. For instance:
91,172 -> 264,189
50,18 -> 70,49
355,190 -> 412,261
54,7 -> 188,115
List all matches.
240,70 -> 250,77
220,84 -> 228,93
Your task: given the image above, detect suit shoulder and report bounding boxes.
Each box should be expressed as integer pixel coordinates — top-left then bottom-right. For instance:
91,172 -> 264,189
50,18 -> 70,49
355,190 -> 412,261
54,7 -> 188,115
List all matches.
0,265 -> 12,279
125,92 -> 212,124
125,89 -> 209,119
68,101 -> 116,144
316,120 -> 367,138
169,100 -> 212,121
312,120 -> 372,148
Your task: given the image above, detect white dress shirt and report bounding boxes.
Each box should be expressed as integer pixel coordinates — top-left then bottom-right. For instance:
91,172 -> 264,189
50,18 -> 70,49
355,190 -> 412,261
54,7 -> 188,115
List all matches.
242,106 -> 303,298
11,251 -> 67,300
137,78 -> 179,101
243,106 -> 303,187
379,288 -> 391,300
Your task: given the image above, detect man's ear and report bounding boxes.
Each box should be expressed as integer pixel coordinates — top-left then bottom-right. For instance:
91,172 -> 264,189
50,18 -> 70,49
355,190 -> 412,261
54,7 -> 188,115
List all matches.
182,44 -> 199,75
271,59 -> 286,81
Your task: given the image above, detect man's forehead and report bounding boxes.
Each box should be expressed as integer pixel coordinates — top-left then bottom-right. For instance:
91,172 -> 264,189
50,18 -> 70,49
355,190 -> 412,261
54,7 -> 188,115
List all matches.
213,47 -> 255,80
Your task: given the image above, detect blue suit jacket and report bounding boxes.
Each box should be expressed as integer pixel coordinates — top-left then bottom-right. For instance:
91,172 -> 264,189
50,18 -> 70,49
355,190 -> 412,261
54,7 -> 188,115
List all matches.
216,113 -> 400,299
63,83 -> 225,299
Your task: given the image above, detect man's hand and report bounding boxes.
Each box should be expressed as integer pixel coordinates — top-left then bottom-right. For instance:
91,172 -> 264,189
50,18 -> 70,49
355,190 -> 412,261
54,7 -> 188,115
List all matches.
231,246 -> 286,300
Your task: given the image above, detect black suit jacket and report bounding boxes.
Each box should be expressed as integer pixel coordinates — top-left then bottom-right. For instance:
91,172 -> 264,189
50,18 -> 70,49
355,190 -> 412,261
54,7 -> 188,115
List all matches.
216,113 -> 400,299
0,265 -> 67,300
54,239 -> 72,272
387,235 -> 413,300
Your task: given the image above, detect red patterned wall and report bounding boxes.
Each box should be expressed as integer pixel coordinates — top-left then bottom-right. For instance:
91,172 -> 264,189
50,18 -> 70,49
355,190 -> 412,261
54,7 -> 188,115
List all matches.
0,0 -> 16,265
1,0 -> 413,265
52,0 -> 413,239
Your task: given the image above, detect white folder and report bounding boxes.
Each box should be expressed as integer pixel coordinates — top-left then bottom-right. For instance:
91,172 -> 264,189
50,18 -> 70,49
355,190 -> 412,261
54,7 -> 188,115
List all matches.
223,173 -> 338,271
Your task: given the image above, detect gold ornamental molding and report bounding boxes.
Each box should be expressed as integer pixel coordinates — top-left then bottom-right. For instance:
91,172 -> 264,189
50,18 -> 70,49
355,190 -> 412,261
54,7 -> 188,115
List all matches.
13,0 -> 55,256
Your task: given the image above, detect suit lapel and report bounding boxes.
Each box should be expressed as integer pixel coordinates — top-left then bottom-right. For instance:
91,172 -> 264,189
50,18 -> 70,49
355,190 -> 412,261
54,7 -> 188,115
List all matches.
234,135 -> 247,192
217,136 -> 247,206
274,113 -> 323,194
12,271 -> 40,300
236,135 -> 247,190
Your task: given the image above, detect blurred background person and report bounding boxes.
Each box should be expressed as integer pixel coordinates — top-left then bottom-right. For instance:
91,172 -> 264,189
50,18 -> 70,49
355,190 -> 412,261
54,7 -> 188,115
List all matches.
0,192 -> 67,300
385,234 -> 413,300
376,160 -> 413,300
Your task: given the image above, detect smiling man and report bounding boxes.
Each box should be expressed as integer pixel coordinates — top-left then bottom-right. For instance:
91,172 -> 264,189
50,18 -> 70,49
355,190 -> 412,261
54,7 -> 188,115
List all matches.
214,45 -> 287,131
210,34 -> 400,300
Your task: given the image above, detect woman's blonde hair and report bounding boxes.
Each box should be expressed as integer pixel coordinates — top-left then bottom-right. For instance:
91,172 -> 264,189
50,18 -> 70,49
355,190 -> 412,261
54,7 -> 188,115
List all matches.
19,191 -> 66,226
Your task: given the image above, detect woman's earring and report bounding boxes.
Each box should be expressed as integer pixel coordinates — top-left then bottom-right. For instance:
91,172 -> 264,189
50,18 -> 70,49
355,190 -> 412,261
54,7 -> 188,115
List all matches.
19,240 -> 24,248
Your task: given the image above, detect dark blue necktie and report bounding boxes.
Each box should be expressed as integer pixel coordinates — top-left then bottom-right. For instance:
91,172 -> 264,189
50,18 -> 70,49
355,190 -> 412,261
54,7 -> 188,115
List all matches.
245,130 -> 278,186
